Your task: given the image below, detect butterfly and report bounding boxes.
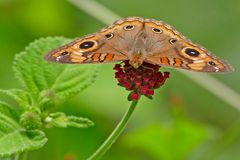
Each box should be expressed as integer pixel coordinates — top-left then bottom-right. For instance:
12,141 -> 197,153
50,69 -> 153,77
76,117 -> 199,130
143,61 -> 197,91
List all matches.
44,17 -> 234,72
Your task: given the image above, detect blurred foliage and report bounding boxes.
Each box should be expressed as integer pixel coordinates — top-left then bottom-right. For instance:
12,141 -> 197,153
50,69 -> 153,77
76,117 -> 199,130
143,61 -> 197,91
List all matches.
0,0 -> 239,160
122,107 -> 209,160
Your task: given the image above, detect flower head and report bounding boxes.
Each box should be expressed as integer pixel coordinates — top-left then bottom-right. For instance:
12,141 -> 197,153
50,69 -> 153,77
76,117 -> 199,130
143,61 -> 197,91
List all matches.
114,60 -> 170,101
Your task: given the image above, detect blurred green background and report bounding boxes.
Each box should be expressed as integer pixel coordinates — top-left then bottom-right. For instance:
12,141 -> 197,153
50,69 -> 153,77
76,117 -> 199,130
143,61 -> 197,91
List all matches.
0,0 -> 240,160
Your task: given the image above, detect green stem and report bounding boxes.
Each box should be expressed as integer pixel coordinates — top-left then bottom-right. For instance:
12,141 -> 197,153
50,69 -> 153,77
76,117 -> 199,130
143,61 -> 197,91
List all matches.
87,99 -> 140,160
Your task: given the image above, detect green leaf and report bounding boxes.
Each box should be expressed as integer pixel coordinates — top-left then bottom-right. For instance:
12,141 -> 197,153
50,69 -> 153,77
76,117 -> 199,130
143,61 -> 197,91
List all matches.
0,102 -> 47,157
13,37 -> 99,105
44,112 -> 94,128
0,89 -> 31,109
0,101 -> 19,121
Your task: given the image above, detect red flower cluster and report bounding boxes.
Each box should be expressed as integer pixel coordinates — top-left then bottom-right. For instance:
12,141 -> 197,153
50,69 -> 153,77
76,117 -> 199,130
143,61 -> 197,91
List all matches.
114,61 -> 170,101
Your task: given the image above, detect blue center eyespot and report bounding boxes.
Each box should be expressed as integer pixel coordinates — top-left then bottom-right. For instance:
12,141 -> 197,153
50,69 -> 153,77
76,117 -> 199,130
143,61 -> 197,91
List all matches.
79,41 -> 95,49
185,48 -> 200,57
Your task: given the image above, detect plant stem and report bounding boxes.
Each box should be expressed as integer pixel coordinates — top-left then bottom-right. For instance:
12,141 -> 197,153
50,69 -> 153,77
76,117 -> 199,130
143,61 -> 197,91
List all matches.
87,99 -> 140,160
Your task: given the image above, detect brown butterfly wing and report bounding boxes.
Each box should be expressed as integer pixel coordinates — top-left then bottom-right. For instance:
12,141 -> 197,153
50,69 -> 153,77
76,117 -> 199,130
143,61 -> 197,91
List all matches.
143,19 -> 234,72
44,17 -> 145,64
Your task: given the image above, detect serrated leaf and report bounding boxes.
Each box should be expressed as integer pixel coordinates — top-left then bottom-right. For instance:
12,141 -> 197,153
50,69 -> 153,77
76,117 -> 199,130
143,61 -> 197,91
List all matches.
13,37 -> 99,105
0,103 -> 47,157
0,89 -> 31,109
44,112 -> 94,128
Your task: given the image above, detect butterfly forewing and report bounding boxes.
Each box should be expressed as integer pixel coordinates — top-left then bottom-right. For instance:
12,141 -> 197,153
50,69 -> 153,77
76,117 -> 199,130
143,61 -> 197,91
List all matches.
44,17 -> 145,64
142,19 -> 233,72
